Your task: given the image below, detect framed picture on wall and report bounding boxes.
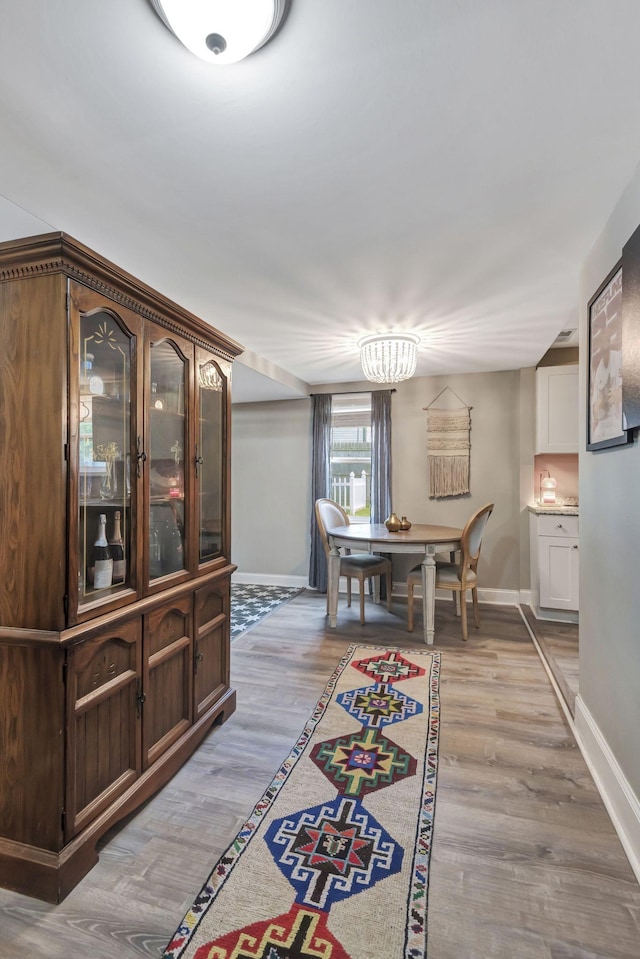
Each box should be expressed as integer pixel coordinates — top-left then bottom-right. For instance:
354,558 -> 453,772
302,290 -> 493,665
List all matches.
587,260 -> 633,450
621,221 -> 640,429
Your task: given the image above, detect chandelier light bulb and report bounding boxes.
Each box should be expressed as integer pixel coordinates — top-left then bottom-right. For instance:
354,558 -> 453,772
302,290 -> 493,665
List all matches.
358,333 -> 420,384
151,0 -> 288,65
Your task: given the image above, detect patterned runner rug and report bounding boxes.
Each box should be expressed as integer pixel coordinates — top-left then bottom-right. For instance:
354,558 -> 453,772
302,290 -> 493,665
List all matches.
163,644 -> 441,959
231,584 -> 305,641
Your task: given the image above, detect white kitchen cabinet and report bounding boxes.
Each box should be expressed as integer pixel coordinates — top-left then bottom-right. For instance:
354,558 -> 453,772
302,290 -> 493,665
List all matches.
529,511 -> 579,620
535,365 -> 579,453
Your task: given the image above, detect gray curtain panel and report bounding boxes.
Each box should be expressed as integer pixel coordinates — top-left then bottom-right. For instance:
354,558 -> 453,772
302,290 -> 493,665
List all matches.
371,389 -> 393,599
371,389 -> 392,523
309,393 -> 332,591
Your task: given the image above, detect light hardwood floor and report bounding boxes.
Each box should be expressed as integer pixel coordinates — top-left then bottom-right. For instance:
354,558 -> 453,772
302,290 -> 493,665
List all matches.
521,605 -> 580,716
0,592 -> 638,958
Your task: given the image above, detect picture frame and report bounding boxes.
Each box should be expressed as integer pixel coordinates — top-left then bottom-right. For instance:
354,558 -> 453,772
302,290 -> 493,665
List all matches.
621,221 -> 640,429
587,259 -> 633,451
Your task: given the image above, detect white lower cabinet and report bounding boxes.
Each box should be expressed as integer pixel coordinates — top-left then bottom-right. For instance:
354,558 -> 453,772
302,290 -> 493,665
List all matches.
529,512 -> 579,618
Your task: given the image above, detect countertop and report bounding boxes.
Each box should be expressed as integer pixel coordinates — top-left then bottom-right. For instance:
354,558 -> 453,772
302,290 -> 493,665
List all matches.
528,504 -> 579,516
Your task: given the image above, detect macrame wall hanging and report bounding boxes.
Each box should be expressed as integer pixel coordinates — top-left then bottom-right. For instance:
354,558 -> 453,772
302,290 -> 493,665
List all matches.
424,387 -> 472,498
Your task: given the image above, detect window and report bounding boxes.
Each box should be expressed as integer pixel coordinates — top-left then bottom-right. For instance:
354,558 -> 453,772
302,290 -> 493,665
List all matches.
330,393 -> 372,523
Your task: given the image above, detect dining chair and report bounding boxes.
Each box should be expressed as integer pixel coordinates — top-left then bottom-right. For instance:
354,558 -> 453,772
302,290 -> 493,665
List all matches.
407,502 -> 494,639
315,498 -> 392,626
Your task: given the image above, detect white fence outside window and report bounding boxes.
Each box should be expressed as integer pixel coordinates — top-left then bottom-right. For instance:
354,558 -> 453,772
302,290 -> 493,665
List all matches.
331,470 -> 368,515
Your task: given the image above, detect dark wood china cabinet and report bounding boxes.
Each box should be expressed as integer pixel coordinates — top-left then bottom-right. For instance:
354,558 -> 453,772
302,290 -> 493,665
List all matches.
0,233 -> 241,901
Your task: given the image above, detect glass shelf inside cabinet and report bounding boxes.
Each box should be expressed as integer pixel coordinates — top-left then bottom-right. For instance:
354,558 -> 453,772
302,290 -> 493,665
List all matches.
78,311 -> 132,605
149,339 -> 187,580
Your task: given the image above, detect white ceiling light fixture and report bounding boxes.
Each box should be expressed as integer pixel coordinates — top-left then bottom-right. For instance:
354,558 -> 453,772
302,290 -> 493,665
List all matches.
150,0 -> 290,65
358,333 -> 420,384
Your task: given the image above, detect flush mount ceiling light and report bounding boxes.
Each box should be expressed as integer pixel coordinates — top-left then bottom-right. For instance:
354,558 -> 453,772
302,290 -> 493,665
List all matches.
150,0 -> 289,65
358,333 -> 420,384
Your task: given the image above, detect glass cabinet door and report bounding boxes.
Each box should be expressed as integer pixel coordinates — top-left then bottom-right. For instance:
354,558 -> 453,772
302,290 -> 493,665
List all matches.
197,353 -> 227,564
78,310 -> 134,607
148,336 -> 188,582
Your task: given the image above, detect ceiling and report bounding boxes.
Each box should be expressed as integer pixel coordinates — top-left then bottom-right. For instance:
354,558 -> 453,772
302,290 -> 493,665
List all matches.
2,1 -> 640,403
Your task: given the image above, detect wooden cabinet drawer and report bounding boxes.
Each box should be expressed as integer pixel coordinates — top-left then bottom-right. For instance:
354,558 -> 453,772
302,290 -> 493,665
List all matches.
537,514 -> 578,538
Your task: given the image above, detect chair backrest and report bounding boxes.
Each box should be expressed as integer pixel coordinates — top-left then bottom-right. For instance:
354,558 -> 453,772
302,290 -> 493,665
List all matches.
460,503 -> 494,572
315,498 -> 350,557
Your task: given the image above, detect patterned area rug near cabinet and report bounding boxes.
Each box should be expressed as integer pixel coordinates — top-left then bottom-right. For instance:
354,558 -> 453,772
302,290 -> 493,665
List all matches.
163,644 -> 441,959
231,584 -> 305,641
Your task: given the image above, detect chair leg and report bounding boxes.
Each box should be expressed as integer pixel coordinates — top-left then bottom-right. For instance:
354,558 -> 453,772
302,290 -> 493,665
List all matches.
472,587 -> 480,628
407,579 -> 414,632
359,579 -> 366,626
347,577 -> 352,608
460,590 -> 468,640
386,570 -> 392,611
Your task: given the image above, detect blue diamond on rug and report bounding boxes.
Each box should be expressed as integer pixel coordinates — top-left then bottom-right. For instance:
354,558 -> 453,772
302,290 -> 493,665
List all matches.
231,584 -> 304,640
336,682 -> 423,728
264,795 -> 403,910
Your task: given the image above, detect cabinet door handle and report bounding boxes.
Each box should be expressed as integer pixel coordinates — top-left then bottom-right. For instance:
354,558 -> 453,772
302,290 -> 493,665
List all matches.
194,444 -> 204,478
194,647 -> 204,674
136,436 -> 147,477
572,544 -> 578,550
135,681 -> 146,718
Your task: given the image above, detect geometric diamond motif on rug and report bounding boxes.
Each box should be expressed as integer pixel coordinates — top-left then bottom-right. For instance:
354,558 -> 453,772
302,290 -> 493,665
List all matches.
336,682 -> 423,728
351,649 -> 426,685
264,795 -> 403,911
190,904 -> 353,959
309,726 -> 417,796
161,646 -> 441,959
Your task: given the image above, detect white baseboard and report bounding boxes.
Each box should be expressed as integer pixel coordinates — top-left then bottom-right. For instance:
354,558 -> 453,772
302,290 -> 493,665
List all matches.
393,583 -> 519,606
519,589 -> 532,607
475,587 -> 519,606
232,572 -> 308,588
232,574 -> 519,607
519,589 -> 579,624
574,695 -> 640,884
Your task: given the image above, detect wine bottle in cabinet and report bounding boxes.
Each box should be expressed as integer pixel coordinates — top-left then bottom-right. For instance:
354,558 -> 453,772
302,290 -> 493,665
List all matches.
89,513 -> 113,589
109,510 -> 126,583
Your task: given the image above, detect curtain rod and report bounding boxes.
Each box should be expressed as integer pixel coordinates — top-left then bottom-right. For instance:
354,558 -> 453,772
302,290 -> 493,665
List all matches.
309,388 -> 396,396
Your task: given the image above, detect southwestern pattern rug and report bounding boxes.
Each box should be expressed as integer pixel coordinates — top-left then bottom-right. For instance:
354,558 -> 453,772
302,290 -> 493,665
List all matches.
231,584 -> 305,641
163,644 -> 441,959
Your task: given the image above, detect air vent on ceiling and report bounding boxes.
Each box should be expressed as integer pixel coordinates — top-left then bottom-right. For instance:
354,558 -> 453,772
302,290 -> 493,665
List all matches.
553,328 -> 577,347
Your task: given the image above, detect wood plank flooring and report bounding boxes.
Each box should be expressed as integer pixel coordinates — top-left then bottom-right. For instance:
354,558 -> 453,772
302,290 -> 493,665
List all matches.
0,591 -> 638,958
521,605 -> 580,716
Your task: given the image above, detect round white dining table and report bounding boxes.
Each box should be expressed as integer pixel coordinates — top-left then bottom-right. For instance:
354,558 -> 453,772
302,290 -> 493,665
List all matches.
327,522 -> 463,644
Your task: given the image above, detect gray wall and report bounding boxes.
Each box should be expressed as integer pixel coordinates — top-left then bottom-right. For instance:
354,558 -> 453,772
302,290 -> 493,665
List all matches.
579,170 -> 640,799
231,398 -> 312,579
232,367 -> 533,593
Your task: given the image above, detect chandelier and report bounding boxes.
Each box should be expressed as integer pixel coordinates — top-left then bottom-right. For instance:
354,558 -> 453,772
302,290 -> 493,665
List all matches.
150,0 -> 289,65
358,333 -> 420,384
